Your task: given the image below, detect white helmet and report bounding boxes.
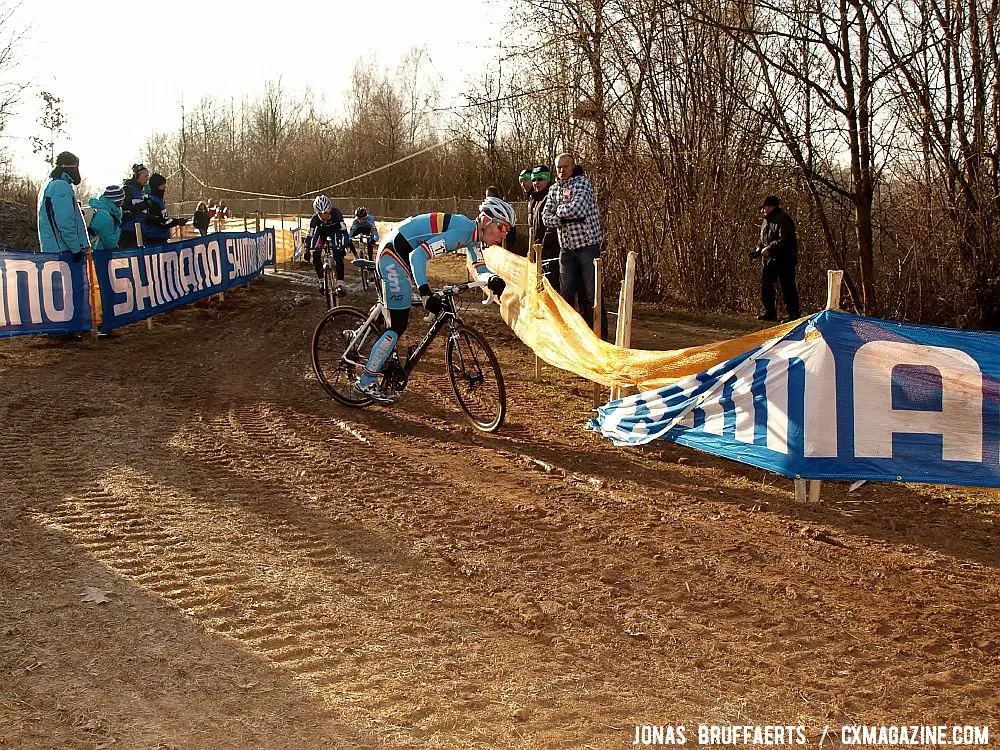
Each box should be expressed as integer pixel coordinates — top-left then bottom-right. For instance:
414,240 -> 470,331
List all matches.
478,197 -> 515,228
313,195 -> 333,214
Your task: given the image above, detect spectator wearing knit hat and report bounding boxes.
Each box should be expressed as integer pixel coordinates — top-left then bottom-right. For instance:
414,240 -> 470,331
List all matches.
37,150 -> 88,257
119,163 -> 150,247
87,185 -> 125,250
142,173 -> 188,244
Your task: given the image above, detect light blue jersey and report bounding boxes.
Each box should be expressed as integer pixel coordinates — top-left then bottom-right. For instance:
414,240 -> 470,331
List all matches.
382,212 -> 490,289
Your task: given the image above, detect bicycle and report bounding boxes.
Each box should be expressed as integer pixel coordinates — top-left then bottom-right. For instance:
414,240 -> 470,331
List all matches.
318,239 -> 346,310
350,233 -> 377,292
311,258 -> 507,432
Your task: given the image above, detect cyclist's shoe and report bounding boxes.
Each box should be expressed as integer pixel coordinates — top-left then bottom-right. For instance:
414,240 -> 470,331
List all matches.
304,249 -> 312,263
336,281 -> 347,297
354,380 -> 395,404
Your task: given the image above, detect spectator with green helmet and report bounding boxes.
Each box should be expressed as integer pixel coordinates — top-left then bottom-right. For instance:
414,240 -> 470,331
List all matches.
527,164 -> 559,290
519,168 -> 533,200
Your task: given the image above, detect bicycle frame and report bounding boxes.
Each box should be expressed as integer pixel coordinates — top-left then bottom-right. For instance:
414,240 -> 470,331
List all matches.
341,280 -> 486,377
351,233 -> 376,259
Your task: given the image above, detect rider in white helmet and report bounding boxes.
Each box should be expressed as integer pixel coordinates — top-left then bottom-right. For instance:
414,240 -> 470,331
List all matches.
306,195 -> 350,295
353,198 -> 514,402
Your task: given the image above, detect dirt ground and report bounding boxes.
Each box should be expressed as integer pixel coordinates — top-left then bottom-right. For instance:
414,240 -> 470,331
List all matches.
2,257 -> 998,749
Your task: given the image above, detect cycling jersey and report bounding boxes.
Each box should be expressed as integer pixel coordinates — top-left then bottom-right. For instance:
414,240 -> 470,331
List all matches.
382,212 -> 491,290
349,215 -> 380,243
307,209 -> 348,249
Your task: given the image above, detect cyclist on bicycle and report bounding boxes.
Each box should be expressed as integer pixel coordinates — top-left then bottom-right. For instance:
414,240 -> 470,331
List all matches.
354,197 -> 513,402
349,206 -> 380,247
306,195 -> 350,296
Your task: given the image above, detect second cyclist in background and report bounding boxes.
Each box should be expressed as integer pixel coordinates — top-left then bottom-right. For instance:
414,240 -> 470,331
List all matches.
349,206 -> 380,259
306,195 -> 351,297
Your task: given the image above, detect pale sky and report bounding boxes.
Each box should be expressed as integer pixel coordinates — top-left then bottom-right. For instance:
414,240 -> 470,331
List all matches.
3,0 -> 510,190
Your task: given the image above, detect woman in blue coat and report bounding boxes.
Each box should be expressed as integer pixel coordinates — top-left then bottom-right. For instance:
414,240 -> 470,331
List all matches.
87,185 -> 125,250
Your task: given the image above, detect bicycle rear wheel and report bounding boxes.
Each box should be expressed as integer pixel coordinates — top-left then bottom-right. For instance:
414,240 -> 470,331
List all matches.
311,306 -> 384,406
445,323 -> 506,432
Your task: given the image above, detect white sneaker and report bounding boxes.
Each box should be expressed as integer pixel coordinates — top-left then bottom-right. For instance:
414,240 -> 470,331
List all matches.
354,380 -> 394,404
336,282 -> 347,296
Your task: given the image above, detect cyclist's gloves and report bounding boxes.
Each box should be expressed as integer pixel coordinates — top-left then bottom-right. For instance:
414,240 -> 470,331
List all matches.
487,275 -> 506,297
419,284 -> 444,314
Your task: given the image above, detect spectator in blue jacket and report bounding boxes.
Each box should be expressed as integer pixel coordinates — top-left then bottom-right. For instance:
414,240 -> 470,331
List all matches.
87,185 -> 125,250
142,173 -> 187,244
37,151 -> 88,258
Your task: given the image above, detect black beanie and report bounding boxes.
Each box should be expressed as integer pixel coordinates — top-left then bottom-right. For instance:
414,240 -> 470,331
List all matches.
132,163 -> 149,178
55,151 -> 79,167
148,173 -> 167,192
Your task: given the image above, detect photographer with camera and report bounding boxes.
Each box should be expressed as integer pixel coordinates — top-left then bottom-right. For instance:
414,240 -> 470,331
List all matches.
750,195 -> 800,322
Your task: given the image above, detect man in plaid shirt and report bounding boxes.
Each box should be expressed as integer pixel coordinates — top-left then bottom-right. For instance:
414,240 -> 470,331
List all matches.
542,152 -> 608,339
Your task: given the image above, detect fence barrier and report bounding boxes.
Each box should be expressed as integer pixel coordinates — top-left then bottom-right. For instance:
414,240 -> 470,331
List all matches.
0,230 -> 275,338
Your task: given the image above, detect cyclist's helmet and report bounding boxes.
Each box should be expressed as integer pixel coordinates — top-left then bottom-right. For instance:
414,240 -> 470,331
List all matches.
355,206 -> 368,219
313,195 -> 333,214
478,196 -> 516,228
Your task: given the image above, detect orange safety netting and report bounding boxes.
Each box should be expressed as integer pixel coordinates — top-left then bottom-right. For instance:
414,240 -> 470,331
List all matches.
484,246 -> 801,392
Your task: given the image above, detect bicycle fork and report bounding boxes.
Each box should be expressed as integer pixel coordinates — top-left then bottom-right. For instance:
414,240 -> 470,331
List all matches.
449,326 -> 486,386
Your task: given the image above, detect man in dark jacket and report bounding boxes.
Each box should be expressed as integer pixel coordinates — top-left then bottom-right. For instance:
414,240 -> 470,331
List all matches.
142,173 -> 188,244
119,164 -> 150,247
751,195 -> 801,322
527,165 -> 559,290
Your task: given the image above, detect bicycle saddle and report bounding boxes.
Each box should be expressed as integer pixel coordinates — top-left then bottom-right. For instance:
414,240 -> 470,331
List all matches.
351,258 -> 377,271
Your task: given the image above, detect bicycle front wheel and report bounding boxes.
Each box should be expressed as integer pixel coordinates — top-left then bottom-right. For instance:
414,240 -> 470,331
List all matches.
446,323 -> 506,432
311,306 -> 385,407
324,268 -> 338,309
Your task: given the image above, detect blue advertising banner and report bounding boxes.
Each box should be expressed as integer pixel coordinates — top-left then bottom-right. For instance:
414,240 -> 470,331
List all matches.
590,310 -> 1000,488
92,230 -> 275,331
0,250 -> 92,337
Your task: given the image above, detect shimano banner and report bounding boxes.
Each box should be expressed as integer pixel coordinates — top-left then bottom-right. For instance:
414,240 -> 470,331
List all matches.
291,228 -> 305,261
0,250 -> 92,338
92,230 -> 275,331
590,310 -> 1000,488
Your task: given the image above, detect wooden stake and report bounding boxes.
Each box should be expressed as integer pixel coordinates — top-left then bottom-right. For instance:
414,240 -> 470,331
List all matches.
612,251 -> 638,400
826,269 -> 844,310
808,480 -> 823,503
592,257 -> 603,407
794,479 -> 807,502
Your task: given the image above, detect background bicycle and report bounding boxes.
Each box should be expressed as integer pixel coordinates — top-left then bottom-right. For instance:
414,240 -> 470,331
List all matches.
350,233 -> 378,292
311,258 -> 506,432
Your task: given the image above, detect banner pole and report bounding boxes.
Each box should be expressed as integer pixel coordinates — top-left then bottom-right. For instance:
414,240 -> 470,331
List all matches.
611,251 -> 638,401
592,257 -> 603,408
133,225 -> 154,331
